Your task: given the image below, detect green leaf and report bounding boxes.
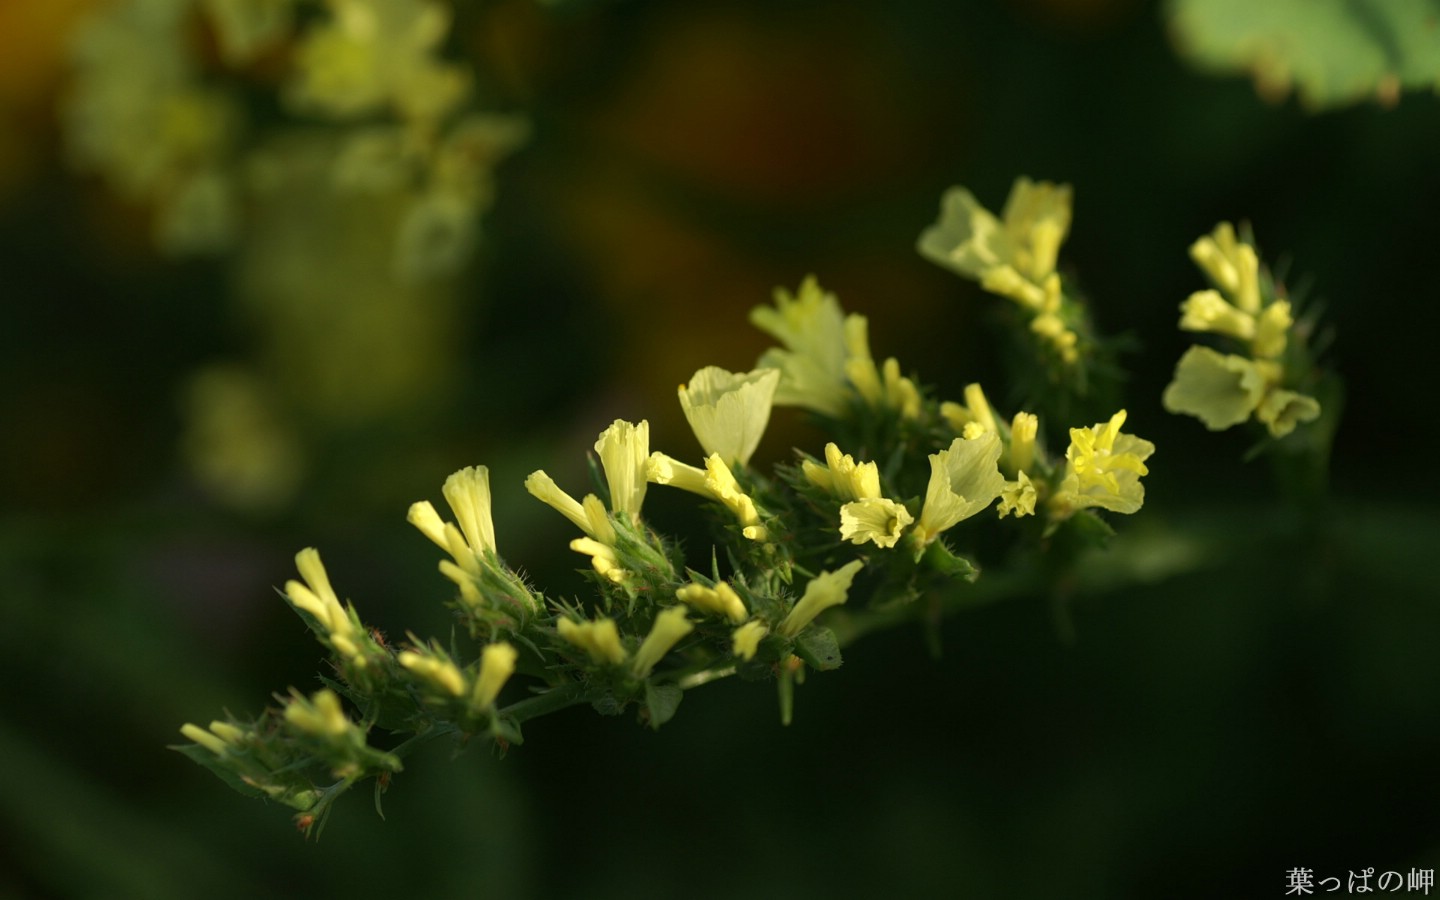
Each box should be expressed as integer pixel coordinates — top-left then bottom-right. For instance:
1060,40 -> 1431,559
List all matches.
642,682 -> 683,730
171,744 -> 276,804
793,627 -> 843,671
1168,0 -> 1440,109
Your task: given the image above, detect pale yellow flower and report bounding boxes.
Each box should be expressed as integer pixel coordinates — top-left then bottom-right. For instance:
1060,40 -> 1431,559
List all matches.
1162,346 -> 1268,430
732,620 -> 769,661
631,606 -> 694,679
678,367 -> 780,467
284,688 -> 351,738
398,649 -> 466,697
751,276 -> 852,417
840,498 -> 915,548
594,419 -> 650,521
917,177 -> 1072,287
284,547 -> 363,664
802,442 -> 881,502
1053,411 -> 1154,516
675,582 -> 748,624
557,617 -> 627,666
778,560 -> 864,638
1255,388 -> 1321,439
647,451 -> 768,541
1179,289 -> 1256,341
912,433 -> 1007,546
997,472 -> 1037,519
1008,412 -> 1039,475
1189,222 -> 1261,314
471,642 -> 518,709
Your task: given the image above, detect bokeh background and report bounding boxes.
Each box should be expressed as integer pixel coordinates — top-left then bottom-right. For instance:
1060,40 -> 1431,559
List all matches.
2,0 -> 1439,897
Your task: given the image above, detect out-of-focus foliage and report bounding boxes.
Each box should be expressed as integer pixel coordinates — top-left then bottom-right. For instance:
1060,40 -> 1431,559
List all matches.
1167,0 -> 1440,109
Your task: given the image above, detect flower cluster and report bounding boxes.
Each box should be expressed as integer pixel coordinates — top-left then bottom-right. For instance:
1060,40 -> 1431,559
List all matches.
1162,222 -> 1323,438
917,177 -> 1084,366
179,264 -> 1156,832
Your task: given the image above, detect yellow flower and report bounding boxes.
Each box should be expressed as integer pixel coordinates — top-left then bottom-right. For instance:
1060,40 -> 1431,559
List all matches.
1053,411 -> 1154,516
750,276 -> 852,417
1162,346 -> 1268,430
917,177 -> 1072,287
631,606 -> 694,679
912,433 -> 1007,546
283,688 -> 351,738
524,473 -> 618,549
180,721 -> 243,756
1008,412 -> 1038,475
284,548 -> 364,664
1179,289 -> 1256,341
647,451 -> 768,541
678,367 -> 780,467
802,442 -> 881,502
997,472 -> 1037,519
398,648 -> 466,697
778,560 -> 864,638
471,642 -> 518,709
840,497 -> 915,548
731,620 -> 769,661
675,582 -> 749,624
557,617 -> 627,666
1252,299 -> 1293,360
594,419 -> 650,522
842,316 -> 921,419
1255,388 -> 1322,439
1189,222 -> 1261,314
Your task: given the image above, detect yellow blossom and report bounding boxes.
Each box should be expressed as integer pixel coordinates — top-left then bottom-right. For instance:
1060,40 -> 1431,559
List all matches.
840,497 -> 915,548
678,367 -> 781,467
557,617 -> 627,666
1053,411 -> 1154,516
1179,289 -> 1256,341
283,688 -> 351,738
524,472 -> 616,544
180,722 -> 236,756
1252,299 -> 1293,360
675,582 -> 748,624
398,649 -> 466,697
802,442 -> 881,501
647,451 -> 768,541
912,433 -> 1007,546
732,620 -> 769,661
1008,412 -> 1038,475
842,316 -> 921,419
778,560 -> 864,638
1189,222 -> 1261,314
917,177 -> 1072,287
1255,388 -> 1321,438
997,472 -> 1037,519
594,419 -> 650,521
471,642 -> 517,709
284,547 -> 364,664
1162,346 -> 1268,430
750,276 -> 852,417
631,606 -> 694,679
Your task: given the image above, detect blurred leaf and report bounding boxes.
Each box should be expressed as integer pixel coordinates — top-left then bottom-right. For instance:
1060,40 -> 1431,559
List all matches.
642,682 -> 683,730
1168,0 -> 1440,109
794,626 -> 843,671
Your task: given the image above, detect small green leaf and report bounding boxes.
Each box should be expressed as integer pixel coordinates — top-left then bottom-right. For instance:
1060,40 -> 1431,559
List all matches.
172,744 -> 275,803
1168,0 -> 1440,109
793,627 -> 843,671
642,682 -> 683,730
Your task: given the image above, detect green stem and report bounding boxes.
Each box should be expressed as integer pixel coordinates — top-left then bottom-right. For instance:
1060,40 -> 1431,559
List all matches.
498,682 -> 589,724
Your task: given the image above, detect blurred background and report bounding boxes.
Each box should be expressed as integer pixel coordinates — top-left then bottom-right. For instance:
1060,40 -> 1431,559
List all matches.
2,0 -> 1438,897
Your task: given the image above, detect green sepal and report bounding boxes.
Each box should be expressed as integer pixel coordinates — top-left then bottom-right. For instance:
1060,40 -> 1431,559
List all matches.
792,626 -> 843,671
590,691 -> 624,717
489,715 -> 523,750
641,682 -> 683,730
172,743 -> 285,804
921,541 -> 980,581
